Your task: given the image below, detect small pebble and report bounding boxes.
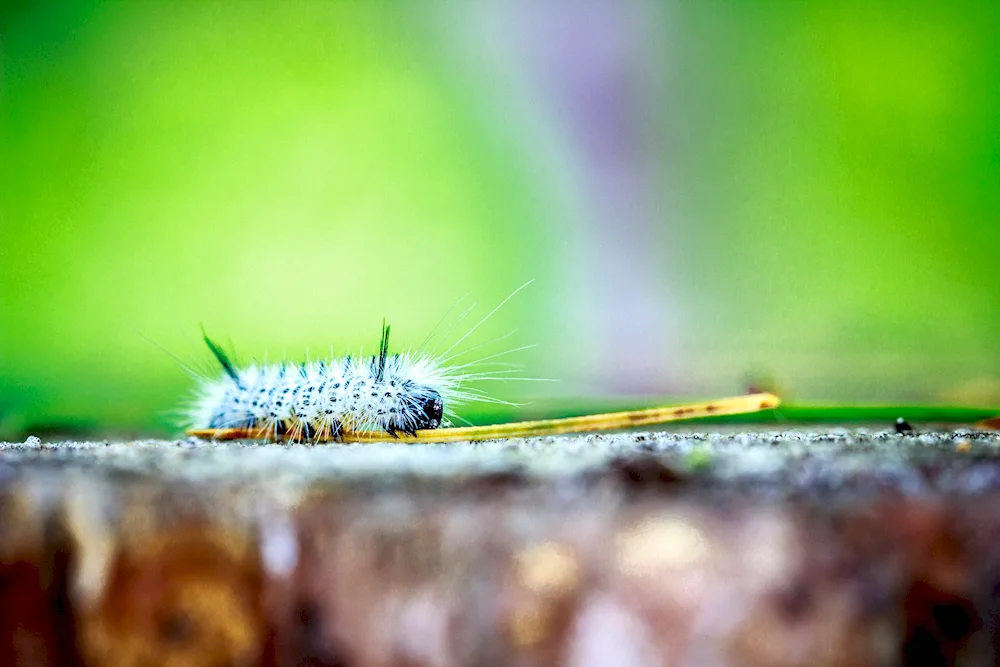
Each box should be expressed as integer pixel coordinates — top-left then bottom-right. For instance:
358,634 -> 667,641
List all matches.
24,435 -> 41,446
895,418 -> 913,435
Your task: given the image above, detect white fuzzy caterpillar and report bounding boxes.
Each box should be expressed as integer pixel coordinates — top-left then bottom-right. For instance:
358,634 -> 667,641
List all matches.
186,284 -> 532,442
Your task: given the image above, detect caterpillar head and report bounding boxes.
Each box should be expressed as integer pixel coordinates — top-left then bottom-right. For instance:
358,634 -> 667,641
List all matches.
386,386 -> 443,437
415,389 -> 444,430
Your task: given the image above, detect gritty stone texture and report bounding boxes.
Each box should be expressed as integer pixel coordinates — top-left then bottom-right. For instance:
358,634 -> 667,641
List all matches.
2,426 -> 1000,667
2,427 -> 998,492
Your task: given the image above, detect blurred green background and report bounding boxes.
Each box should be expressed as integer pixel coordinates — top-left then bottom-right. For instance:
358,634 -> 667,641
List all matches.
2,2 -> 999,438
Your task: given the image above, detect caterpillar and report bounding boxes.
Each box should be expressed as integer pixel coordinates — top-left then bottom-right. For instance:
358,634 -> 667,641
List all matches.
186,284 -> 541,443
190,321 -> 460,441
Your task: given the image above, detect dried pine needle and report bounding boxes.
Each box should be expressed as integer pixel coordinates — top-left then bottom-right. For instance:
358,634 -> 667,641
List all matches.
187,392 -> 781,443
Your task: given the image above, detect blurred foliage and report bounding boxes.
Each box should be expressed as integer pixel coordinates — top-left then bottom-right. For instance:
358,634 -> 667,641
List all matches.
669,1 -> 1000,402
1,2 -> 999,438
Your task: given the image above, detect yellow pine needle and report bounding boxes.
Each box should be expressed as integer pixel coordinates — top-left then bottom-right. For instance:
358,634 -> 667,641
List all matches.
187,392 -> 781,443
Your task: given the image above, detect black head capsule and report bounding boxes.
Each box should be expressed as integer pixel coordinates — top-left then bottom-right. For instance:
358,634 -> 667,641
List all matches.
386,387 -> 445,437
416,390 -> 444,430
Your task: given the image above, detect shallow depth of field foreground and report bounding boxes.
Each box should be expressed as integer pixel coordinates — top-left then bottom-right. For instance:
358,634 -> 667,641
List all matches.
4,423 -> 1000,666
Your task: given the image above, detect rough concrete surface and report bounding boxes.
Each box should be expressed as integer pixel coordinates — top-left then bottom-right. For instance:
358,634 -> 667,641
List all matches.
2,426 -> 1000,667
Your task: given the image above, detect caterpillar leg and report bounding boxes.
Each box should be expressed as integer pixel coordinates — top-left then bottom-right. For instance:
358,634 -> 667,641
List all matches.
310,418 -> 344,444
285,418 -> 309,444
384,425 -> 419,439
